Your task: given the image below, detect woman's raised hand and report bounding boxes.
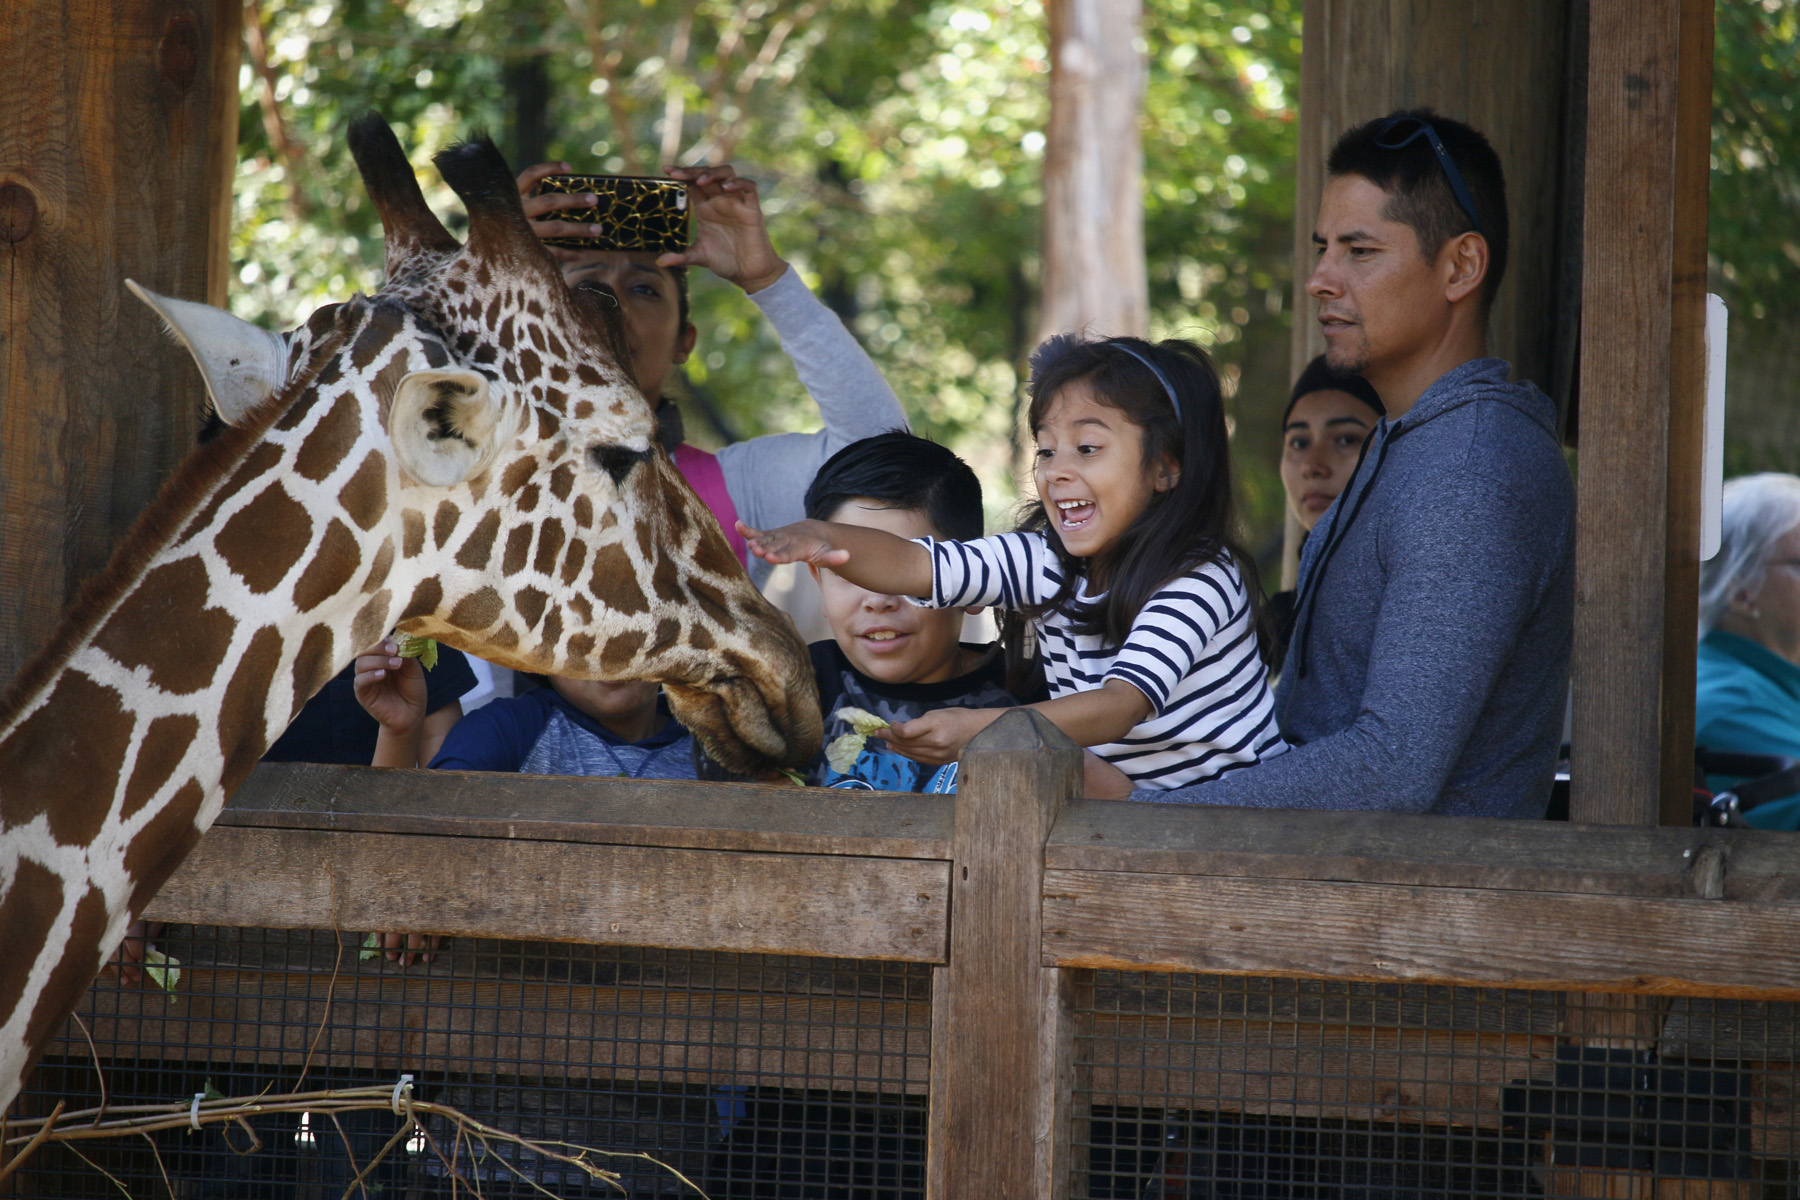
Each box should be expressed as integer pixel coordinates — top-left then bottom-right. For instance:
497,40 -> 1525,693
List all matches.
657,164 -> 788,295
515,161 -> 598,265
736,519 -> 851,568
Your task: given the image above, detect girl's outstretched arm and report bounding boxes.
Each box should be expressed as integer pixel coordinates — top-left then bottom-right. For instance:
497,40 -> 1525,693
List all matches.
736,518 -> 933,597
882,679 -> 1154,766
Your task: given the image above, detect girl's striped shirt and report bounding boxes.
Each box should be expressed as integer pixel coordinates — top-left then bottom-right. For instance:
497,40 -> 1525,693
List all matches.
914,532 -> 1287,789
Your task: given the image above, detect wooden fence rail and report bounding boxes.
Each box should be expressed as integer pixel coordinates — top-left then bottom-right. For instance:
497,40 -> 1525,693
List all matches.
52,709 -> 1800,1197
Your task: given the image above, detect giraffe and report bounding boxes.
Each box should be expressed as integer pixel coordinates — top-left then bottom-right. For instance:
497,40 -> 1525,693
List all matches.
0,114 -> 821,1109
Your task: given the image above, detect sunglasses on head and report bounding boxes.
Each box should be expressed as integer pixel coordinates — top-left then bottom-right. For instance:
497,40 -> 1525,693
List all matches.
1374,116 -> 1484,238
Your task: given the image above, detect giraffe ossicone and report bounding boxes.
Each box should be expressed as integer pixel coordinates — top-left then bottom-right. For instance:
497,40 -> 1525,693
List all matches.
0,113 -> 820,1110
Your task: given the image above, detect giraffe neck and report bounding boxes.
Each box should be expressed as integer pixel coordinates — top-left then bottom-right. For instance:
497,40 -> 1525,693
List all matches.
0,359 -> 411,1107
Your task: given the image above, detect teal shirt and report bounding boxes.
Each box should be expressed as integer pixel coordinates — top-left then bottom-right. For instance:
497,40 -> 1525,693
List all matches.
1696,630 -> 1800,829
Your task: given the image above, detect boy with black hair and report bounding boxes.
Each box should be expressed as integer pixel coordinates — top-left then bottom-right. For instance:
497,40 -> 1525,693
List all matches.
801,431 -> 1019,792
1103,108 -> 1575,817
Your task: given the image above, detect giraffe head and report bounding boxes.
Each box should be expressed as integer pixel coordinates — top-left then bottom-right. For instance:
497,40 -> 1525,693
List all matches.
144,115 -> 820,772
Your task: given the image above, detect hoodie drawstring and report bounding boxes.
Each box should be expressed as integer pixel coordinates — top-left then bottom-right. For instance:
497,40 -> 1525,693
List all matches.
1291,421 -> 1406,679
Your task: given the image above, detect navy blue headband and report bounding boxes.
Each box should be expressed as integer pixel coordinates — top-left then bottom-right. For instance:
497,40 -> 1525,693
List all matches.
1108,341 -> 1182,425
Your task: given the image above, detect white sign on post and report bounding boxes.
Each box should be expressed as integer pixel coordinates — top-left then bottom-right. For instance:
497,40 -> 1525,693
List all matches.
1701,293 -> 1728,562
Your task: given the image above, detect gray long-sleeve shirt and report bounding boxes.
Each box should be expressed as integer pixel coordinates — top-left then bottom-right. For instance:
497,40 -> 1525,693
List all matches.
1137,357 -> 1575,817
717,266 -> 909,586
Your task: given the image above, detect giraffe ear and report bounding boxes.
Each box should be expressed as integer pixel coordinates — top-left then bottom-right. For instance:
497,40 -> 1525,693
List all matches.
126,280 -> 289,425
388,370 -> 514,487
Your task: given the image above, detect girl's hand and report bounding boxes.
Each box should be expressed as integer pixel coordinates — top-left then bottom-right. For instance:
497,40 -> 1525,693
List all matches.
515,162 -> 600,265
736,519 -> 851,568
353,638 -> 428,735
878,708 -> 1003,766
656,164 -> 788,295
378,931 -> 442,968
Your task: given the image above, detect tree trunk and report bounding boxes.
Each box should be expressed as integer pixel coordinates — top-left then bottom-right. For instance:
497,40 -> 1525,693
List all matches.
1038,0 -> 1148,343
0,0 -> 243,689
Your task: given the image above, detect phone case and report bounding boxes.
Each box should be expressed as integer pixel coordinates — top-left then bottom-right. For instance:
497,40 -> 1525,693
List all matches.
530,174 -> 690,253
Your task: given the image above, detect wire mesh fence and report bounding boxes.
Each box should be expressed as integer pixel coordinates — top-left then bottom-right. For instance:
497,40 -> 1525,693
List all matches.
1072,971 -> 1800,1199
7,926 -> 932,1198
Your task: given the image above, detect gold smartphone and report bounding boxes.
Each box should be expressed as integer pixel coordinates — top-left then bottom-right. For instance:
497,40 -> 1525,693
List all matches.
529,174 -> 690,253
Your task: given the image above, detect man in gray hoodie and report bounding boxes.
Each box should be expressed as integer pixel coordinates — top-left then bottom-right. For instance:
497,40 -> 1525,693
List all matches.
1103,109 -> 1574,817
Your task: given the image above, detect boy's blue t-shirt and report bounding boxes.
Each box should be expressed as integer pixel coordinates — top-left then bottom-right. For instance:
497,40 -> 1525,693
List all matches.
430,686 -> 697,780
808,639 -> 1018,792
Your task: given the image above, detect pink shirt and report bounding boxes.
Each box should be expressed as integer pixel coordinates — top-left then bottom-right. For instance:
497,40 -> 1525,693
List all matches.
673,442 -> 748,566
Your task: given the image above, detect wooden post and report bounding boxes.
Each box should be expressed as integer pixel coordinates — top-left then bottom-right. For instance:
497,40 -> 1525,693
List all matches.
1038,0 -> 1148,341
1567,0 -> 1712,826
1285,0 -> 1583,586
0,0 -> 242,688
928,710 -> 1082,1199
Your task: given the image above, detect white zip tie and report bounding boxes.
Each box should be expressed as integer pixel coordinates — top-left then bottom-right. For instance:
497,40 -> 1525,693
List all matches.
391,1073 -> 414,1114
190,1093 -> 204,1131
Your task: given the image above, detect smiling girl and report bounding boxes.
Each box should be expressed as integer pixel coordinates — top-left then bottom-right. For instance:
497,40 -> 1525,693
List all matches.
739,335 -> 1286,791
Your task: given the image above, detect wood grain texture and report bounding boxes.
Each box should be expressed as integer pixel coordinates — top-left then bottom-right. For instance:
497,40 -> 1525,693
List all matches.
0,0 -> 241,686
932,711 -> 1082,1200
144,826 -> 951,962
1569,0 -> 1712,825
1042,870 -> 1800,996
226,761 -> 953,859
67,971 -> 931,1092
1047,801 -> 1800,901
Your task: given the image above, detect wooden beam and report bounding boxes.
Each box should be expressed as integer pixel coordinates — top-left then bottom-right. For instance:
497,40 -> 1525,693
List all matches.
1569,0 -> 1714,825
1042,869 -> 1800,997
225,761 -> 954,860
146,826 -> 952,963
1047,800 -> 1800,901
931,711 -> 1082,1200
0,0 -> 241,687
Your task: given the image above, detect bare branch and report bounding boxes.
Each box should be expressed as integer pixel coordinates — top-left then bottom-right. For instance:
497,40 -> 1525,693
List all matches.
243,0 -> 312,220
562,0 -> 644,170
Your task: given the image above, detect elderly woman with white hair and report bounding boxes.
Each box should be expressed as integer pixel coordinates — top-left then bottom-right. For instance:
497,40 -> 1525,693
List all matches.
1697,473 -> 1800,828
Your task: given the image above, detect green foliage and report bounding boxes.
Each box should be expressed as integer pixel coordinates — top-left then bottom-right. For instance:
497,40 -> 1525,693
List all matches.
1711,0 -> 1800,324
231,0 -> 1298,533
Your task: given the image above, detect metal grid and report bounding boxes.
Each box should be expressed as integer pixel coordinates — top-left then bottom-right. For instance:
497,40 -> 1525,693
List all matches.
1073,971 -> 1800,1199
8,926 -> 931,1198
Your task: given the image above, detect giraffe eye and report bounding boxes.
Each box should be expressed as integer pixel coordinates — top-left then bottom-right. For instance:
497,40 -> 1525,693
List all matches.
591,444 -> 651,486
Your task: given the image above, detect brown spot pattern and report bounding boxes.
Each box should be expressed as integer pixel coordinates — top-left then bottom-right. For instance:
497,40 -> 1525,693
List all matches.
487,624 -> 520,651
93,558 -> 233,694
533,522 -> 566,576
690,578 -> 734,627
433,501 -> 461,549
515,586 -> 548,631
601,628 -> 645,672
567,594 -> 593,625
292,519 -> 362,613
541,605 -> 563,651
402,509 -> 425,557
293,393 -> 360,482
123,780 -> 205,917
560,539 -> 589,586
690,624 -> 715,651
400,577 -> 443,622
216,625 -> 283,787
517,483 -> 540,514
363,537 -> 395,594
500,458 -> 534,496
455,511 -> 502,570
589,544 -> 647,615
448,587 -> 503,631
337,451 -> 388,531
215,483 -> 314,594
22,883 -> 109,1058
351,591 -> 393,653
179,442 -> 282,545
0,672 -> 134,847
0,861 -> 68,1029
573,494 -> 594,529
290,625 -> 337,721
566,631 -> 595,660
651,618 -> 681,654
503,525 -> 533,575
121,713 -> 199,820
349,302 -> 406,370
548,463 -> 574,501
652,556 -> 684,604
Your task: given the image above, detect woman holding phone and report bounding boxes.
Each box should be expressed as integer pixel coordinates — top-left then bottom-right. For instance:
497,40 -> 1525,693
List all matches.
516,161 -> 908,589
